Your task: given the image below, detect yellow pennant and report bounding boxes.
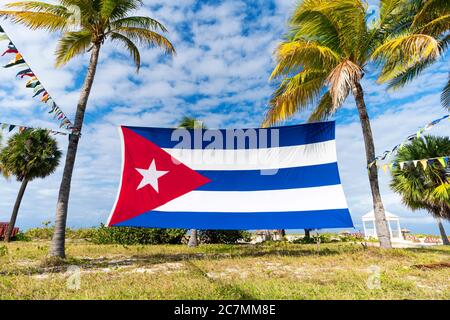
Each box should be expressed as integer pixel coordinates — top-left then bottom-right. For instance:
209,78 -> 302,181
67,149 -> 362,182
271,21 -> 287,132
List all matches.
420,160 -> 428,169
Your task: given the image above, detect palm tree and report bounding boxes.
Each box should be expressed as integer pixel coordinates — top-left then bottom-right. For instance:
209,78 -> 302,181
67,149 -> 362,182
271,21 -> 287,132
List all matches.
372,0 -> 450,108
0,0 -> 175,257
390,135 -> 450,245
264,0 -> 411,248
0,129 -> 61,242
178,116 -> 206,247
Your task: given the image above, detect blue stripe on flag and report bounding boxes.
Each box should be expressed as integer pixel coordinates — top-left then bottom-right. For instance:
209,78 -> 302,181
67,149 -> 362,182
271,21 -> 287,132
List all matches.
113,209 -> 354,229
125,121 -> 335,149
197,163 -> 341,191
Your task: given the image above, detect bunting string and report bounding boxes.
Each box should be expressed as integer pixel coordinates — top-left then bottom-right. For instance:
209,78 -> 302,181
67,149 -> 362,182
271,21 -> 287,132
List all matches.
369,114 -> 450,168
0,25 -> 74,132
377,155 -> 449,173
0,121 -> 69,136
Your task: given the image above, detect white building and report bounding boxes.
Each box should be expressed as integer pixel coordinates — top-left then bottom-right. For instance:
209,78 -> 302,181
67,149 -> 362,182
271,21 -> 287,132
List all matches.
362,210 -> 403,240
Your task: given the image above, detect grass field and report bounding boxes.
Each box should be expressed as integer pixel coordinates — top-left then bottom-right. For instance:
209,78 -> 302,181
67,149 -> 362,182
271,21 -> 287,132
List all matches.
0,241 -> 449,299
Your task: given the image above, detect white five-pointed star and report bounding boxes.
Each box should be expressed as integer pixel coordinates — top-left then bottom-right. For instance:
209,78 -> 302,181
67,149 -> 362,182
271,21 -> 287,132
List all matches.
135,159 -> 169,192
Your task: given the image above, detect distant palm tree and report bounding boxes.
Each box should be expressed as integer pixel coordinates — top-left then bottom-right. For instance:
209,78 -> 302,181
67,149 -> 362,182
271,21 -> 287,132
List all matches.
373,0 -> 450,108
390,136 -> 450,245
0,132 -> 9,178
178,116 -> 206,247
264,0 -> 413,248
0,129 -> 61,242
0,0 -> 175,257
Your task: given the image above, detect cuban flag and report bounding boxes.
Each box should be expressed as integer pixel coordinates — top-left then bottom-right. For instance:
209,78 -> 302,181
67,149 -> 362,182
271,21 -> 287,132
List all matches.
107,121 -> 353,229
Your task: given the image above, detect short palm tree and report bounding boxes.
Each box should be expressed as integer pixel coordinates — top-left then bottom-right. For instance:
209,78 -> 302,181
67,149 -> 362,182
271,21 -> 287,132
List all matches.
177,116 -> 206,247
264,0 -> 411,248
373,0 -> 450,108
0,129 -> 61,242
390,135 -> 450,245
0,0 -> 175,257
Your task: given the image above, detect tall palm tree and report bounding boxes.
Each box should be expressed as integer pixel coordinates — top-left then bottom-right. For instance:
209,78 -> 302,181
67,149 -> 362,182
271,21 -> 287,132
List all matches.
264,0 -> 410,248
0,0 -> 175,257
0,129 -> 61,242
373,0 -> 450,108
390,135 -> 450,245
178,116 -> 206,247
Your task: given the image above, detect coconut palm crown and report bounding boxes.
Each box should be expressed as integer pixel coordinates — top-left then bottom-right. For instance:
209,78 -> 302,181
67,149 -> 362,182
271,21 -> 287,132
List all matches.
390,135 -> 450,244
0,0 -> 175,257
264,0 -> 420,248
0,0 -> 175,71
372,0 -> 450,108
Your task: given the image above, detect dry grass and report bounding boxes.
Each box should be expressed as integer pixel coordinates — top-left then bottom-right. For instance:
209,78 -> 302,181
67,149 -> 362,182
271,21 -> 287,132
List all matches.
0,241 -> 449,299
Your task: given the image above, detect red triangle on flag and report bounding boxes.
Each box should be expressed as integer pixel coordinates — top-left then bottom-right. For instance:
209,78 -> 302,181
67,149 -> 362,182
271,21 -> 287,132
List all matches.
108,127 -> 211,226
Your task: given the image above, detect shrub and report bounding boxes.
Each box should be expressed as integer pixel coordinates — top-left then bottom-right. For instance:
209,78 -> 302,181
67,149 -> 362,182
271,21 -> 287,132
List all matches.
197,230 -> 252,244
90,224 -> 187,245
12,232 -> 31,241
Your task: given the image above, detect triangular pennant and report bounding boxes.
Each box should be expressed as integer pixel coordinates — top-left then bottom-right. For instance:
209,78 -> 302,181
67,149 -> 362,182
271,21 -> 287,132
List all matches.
420,159 -> 427,169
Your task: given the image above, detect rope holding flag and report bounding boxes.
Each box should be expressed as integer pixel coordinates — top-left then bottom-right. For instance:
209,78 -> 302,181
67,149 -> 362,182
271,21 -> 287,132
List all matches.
0,121 -> 69,136
369,114 -> 450,169
0,24 -> 75,133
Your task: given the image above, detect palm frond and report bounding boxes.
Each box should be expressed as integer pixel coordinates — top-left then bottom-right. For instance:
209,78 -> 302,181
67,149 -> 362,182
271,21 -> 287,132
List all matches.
270,39 -> 340,79
100,0 -> 143,20
263,69 -> 327,126
373,33 -> 441,82
114,26 -> 175,55
55,30 -> 93,67
110,32 -> 141,71
307,91 -> 333,122
386,56 -> 435,89
417,14 -> 450,36
5,1 -> 70,16
291,0 -> 367,56
0,10 -> 69,31
412,0 -> 450,29
441,74 -> 450,110
326,60 -> 362,108
111,16 -> 168,33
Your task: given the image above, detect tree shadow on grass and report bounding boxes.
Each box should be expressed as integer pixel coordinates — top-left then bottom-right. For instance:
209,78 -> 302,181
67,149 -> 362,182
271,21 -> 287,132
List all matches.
1,244 -> 359,276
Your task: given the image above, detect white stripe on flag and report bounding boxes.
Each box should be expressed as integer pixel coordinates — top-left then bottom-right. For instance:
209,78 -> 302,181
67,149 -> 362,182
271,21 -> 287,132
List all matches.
163,140 -> 337,171
153,185 -> 348,213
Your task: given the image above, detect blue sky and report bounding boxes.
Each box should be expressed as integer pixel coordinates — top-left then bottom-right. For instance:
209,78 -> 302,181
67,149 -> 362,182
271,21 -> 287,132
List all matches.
0,0 -> 449,235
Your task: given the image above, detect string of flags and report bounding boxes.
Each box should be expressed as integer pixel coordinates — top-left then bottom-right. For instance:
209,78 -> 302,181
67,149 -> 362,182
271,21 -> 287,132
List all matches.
0,25 -> 74,132
369,114 -> 450,168
0,122 -> 69,136
378,156 -> 449,173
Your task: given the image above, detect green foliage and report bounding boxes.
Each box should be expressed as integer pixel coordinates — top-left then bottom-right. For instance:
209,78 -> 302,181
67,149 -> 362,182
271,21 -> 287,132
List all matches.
24,222 -> 96,240
90,224 -> 187,245
197,230 -> 252,244
178,116 -> 207,129
390,135 -> 450,220
0,245 -> 7,257
0,129 -> 61,182
12,232 -> 31,242
0,0 -> 175,70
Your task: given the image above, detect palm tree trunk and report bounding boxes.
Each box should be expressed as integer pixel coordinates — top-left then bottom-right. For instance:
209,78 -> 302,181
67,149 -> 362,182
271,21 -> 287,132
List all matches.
4,179 -> 28,242
436,218 -> 449,245
188,229 -> 198,247
304,229 -> 311,239
50,43 -> 102,258
352,81 -> 392,249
